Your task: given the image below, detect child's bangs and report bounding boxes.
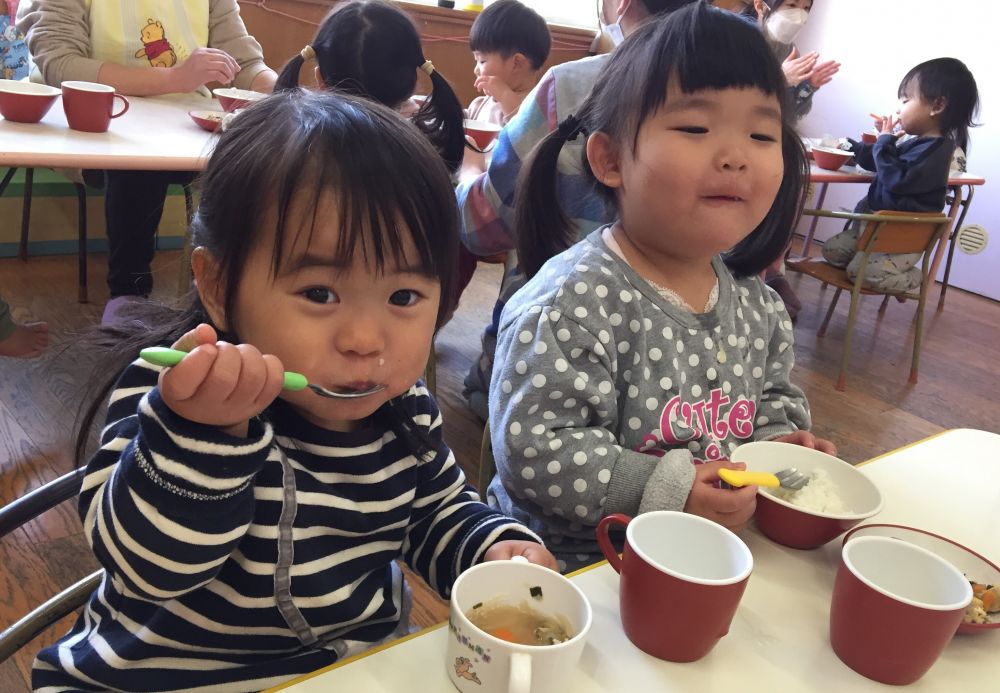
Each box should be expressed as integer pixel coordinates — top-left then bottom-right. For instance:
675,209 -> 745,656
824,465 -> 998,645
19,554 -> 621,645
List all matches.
256,99 -> 456,286
622,7 -> 787,150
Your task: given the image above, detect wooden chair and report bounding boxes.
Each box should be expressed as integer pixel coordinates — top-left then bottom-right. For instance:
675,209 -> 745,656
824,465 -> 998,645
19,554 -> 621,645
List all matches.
0,467 -> 102,662
786,209 -> 951,391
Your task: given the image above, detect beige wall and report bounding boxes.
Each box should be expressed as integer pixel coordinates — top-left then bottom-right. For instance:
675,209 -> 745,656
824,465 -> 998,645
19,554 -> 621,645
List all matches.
237,0 -> 596,106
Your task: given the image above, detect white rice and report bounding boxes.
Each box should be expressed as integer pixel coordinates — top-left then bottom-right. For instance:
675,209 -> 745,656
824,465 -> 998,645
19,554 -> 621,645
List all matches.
770,468 -> 850,514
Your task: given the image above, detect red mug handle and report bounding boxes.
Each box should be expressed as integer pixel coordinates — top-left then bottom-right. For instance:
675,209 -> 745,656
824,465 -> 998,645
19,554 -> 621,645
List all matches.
596,513 -> 632,574
110,93 -> 130,119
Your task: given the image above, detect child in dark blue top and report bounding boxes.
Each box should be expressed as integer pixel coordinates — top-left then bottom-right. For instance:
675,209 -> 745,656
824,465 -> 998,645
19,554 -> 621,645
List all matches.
822,58 -> 979,293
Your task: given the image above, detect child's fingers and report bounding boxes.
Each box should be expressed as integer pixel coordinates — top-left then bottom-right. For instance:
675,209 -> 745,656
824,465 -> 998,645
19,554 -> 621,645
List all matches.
252,354 -> 287,411
171,323 -> 217,353
222,344 -> 270,407
195,342 -> 245,402
158,342 -> 219,401
708,483 -> 758,515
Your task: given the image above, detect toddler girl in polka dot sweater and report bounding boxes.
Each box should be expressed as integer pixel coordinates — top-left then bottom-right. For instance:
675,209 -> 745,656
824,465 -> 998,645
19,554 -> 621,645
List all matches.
488,4 -> 836,571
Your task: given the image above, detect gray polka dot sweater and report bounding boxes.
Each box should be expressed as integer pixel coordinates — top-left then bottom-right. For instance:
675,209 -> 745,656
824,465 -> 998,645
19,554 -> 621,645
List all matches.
488,230 -> 811,569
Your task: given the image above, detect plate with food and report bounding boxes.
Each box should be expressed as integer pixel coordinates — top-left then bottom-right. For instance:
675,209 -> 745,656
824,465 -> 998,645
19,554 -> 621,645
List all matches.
842,524 -> 1000,634
188,109 -> 225,132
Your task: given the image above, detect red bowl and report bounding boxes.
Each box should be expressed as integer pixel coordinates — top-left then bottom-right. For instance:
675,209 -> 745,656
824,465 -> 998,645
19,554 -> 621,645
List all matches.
731,442 -> 883,549
843,524 -> 1000,634
188,109 -> 225,132
861,131 -> 878,145
212,87 -> 266,113
812,146 -> 853,171
0,79 -> 61,123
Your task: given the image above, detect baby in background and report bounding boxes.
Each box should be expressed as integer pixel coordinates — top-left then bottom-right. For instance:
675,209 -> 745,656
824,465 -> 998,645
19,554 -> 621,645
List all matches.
467,0 -> 551,126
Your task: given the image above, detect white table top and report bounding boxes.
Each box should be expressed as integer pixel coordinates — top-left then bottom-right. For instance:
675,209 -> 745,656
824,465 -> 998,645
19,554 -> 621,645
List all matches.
0,92 -> 218,171
809,162 -> 985,186
271,429 -> 1000,692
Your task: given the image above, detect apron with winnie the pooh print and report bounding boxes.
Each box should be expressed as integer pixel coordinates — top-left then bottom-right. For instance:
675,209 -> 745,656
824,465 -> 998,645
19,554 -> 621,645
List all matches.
86,0 -> 208,75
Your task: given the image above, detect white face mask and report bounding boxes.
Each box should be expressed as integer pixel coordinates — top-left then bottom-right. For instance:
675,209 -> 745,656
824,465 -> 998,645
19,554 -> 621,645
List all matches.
598,0 -> 626,46
765,8 -> 808,44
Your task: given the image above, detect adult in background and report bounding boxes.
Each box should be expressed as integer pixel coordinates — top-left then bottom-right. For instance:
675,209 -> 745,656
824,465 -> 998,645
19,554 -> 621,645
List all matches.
18,0 -> 277,324
457,0 -> 698,422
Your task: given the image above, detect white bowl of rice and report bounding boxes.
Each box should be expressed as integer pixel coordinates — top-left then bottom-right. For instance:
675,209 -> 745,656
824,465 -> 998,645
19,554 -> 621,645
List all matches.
731,441 -> 884,549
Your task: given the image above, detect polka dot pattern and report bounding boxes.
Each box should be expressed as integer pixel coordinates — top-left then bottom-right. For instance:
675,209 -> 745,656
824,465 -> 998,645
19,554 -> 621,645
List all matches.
491,245 -> 809,560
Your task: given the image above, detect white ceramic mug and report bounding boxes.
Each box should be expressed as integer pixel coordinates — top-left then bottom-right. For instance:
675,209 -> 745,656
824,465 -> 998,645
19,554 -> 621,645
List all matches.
446,557 -> 592,693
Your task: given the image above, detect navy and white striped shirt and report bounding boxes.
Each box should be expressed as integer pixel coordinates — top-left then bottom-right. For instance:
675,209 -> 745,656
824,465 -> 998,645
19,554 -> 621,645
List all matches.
34,359 -> 539,692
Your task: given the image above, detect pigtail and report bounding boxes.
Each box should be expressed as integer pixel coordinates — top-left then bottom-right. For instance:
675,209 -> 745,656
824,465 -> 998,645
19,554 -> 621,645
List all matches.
411,63 -> 466,175
275,45 -> 318,92
514,115 -> 586,279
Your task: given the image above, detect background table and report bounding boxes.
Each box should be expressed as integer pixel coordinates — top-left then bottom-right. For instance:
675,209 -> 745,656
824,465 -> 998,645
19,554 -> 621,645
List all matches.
0,92 -> 218,171
270,429 -> 999,692
803,163 -> 986,308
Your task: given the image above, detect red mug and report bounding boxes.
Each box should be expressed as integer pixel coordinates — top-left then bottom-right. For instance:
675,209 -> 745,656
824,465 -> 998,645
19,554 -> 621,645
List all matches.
830,535 -> 971,685
596,511 -> 752,662
861,131 -> 878,145
61,81 -> 129,133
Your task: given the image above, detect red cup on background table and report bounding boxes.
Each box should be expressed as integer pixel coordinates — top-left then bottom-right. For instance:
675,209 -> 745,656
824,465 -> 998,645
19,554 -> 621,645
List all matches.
597,511 -> 752,662
61,81 -> 129,133
830,535 -> 972,685
464,118 -> 501,153
861,130 -> 878,145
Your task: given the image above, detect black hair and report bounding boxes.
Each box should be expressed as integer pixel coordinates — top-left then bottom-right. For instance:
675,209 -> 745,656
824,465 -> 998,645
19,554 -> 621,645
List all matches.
516,2 -> 808,279
274,0 -> 465,174
740,0 -> 815,19
641,0 -> 707,15
469,0 -> 551,71
74,90 -> 459,467
898,58 -> 980,155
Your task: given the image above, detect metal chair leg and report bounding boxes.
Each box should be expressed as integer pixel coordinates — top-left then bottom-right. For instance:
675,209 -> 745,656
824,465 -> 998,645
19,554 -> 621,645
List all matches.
938,184 -> 974,310
817,287 -> 841,337
0,168 -> 17,197
878,295 -> 890,314
19,168 -> 34,261
75,184 -> 89,303
836,286 -> 863,391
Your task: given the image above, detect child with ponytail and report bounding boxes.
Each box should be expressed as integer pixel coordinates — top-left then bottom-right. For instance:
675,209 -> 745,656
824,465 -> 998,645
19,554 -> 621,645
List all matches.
275,0 -> 466,174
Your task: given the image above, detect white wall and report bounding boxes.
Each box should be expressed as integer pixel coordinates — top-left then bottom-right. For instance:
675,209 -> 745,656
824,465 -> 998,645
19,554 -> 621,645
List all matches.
795,0 -> 999,300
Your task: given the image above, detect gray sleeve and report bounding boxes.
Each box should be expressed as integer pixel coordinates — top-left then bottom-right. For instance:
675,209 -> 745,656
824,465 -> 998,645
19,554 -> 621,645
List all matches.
22,0 -> 104,86
754,292 -> 812,440
208,0 -> 270,91
490,305 -> 694,527
637,449 -> 697,515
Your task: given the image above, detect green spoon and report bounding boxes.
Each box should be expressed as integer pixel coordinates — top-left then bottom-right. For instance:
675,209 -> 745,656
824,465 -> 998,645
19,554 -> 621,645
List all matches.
139,347 -> 387,399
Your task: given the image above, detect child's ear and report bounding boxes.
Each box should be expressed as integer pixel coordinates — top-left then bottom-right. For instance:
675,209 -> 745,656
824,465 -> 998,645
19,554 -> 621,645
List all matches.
191,247 -> 229,332
586,131 -> 623,189
930,96 -> 948,117
510,52 -> 530,74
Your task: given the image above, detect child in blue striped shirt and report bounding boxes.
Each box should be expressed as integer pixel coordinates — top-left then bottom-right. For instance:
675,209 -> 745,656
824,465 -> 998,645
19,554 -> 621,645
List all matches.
34,90 -> 553,693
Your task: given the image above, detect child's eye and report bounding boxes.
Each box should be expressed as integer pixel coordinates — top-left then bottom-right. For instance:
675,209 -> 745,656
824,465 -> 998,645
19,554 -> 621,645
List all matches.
674,126 -> 709,134
750,133 -> 778,142
302,287 -> 338,304
389,289 -> 421,307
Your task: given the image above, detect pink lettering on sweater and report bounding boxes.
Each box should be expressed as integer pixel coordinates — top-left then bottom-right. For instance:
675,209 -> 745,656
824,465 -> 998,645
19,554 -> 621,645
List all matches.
637,390 -> 756,463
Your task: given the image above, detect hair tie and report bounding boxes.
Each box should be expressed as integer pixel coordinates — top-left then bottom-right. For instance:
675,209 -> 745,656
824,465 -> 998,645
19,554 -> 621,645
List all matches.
419,60 -> 435,76
556,115 -> 584,141
300,45 -> 316,62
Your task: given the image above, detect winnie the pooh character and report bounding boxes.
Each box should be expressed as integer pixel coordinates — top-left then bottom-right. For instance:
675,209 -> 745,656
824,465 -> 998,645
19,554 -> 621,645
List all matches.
134,19 -> 176,68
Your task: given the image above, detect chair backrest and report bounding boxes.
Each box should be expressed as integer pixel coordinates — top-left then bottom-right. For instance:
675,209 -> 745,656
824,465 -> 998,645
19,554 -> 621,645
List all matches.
855,210 -> 952,255
0,467 -> 102,663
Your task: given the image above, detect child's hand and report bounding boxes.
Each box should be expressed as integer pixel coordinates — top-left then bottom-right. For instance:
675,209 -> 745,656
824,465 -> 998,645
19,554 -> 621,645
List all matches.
484,540 -> 559,571
782,47 -> 818,87
769,431 -> 838,456
474,75 -> 518,117
871,113 -> 902,136
683,460 -> 758,534
169,47 -> 240,93
157,323 -> 285,437
808,59 -> 840,89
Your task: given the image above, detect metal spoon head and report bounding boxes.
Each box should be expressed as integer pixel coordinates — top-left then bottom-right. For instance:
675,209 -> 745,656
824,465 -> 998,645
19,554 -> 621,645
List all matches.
775,467 -> 811,491
306,383 -> 387,400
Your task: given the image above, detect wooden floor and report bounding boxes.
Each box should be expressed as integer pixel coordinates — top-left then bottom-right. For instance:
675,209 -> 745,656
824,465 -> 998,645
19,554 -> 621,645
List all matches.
1,247 -> 999,690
